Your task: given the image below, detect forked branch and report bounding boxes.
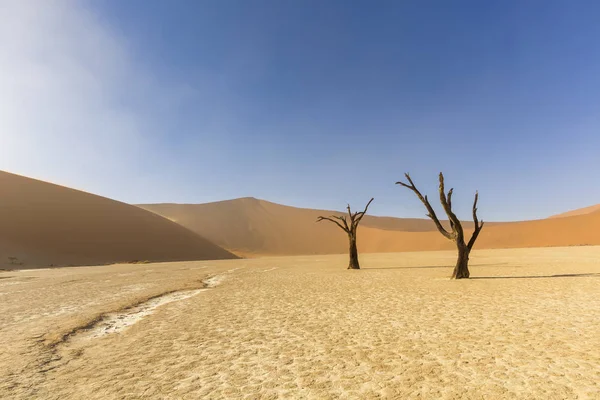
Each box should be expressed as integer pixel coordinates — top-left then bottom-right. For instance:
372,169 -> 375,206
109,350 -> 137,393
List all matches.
316,216 -> 349,233
352,197 -> 374,227
467,191 -> 484,251
396,173 -> 453,240
316,198 -> 375,233
437,173 -> 463,238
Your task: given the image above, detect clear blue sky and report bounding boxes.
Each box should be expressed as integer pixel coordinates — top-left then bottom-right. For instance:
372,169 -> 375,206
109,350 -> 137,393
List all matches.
1,1 -> 599,221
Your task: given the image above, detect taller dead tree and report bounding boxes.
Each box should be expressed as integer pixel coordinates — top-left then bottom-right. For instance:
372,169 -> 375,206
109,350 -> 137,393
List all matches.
396,173 -> 484,279
317,198 -> 374,270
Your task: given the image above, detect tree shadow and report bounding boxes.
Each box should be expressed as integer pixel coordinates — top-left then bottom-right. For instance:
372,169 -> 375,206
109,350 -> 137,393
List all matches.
362,265 -> 450,270
363,262 -> 511,271
471,273 -> 600,280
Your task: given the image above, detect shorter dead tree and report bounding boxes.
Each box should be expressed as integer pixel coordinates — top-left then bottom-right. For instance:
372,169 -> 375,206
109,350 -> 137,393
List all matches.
396,173 -> 484,279
317,198 -> 374,270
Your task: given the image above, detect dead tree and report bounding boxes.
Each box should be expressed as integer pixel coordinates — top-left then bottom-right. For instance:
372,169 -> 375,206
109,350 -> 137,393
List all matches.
317,198 -> 374,270
396,173 -> 484,279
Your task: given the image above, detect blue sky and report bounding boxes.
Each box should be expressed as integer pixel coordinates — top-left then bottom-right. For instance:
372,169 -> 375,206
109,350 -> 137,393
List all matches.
1,1 -> 599,221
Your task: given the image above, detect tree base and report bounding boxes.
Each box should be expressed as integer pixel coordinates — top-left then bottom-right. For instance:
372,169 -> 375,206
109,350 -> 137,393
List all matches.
451,267 -> 470,279
451,248 -> 470,279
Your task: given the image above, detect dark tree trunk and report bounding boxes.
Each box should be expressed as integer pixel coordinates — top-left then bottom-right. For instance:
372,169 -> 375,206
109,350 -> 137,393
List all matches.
452,242 -> 470,279
348,235 -> 360,269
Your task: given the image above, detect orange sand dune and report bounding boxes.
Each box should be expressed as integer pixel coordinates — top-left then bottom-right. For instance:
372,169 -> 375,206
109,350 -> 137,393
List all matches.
140,198 -> 351,257
139,198 -> 600,256
549,203 -> 600,219
138,198 -> 493,256
137,197 -> 599,257
358,209 -> 600,253
0,171 -> 236,269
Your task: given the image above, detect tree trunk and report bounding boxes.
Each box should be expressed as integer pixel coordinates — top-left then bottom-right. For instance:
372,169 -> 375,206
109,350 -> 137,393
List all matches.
452,242 -> 470,279
348,235 -> 360,270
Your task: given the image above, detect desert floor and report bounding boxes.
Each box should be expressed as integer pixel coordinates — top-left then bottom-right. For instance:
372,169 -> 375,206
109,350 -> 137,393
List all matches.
1,247 -> 599,399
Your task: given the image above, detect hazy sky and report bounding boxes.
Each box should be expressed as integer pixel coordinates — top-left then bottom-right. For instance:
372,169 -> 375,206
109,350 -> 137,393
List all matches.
1,0 -> 599,221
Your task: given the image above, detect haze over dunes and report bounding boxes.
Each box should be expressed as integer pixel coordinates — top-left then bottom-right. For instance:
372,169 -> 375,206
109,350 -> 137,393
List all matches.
139,198 -> 600,256
0,171 -> 236,269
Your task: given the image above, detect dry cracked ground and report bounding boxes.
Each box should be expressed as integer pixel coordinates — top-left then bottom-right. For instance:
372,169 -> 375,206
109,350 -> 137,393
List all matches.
1,247 -> 600,399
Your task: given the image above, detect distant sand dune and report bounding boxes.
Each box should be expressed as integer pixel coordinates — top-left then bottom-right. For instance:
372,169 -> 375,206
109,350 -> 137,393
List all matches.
2,170 -> 599,267
138,199 -> 600,256
0,171 -> 236,269
549,204 -> 600,219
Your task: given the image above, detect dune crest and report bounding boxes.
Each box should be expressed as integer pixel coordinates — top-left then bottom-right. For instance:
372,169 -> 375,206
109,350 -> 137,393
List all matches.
549,204 -> 600,219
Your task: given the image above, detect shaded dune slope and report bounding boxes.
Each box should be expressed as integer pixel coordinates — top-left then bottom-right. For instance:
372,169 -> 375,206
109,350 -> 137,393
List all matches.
0,171 -> 236,269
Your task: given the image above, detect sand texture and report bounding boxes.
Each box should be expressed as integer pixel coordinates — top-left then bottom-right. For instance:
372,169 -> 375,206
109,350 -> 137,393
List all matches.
1,246 -> 599,399
0,171 -> 236,269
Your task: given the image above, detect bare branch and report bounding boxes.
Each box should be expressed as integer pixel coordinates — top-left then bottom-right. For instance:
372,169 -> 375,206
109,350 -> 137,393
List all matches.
447,188 -> 455,230
395,172 -> 418,190
346,204 -> 353,221
316,216 -> 349,233
362,197 -> 375,214
467,191 -> 484,251
396,173 -> 453,240
332,215 -> 350,231
353,197 -> 375,226
437,173 -> 462,238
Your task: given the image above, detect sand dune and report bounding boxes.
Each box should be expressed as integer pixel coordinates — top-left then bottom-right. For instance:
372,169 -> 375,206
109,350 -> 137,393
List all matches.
358,209 -> 600,252
549,203 -> 600,219
138,198 -> 600,256
0,171 -> 236,269
2,247 -> 599,399
137,198 -> 500,256
2,170 -> 597,266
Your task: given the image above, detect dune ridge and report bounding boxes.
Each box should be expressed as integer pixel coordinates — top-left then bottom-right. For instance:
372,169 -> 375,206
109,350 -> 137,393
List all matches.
549,204 -> 600,219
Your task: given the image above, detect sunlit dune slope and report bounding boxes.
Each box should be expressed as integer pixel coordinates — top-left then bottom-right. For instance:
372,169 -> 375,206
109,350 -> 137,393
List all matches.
140,198 -> 352,256
549,204 -> 600,219
135,198 -> 462,256
139,198 -> 600,256
358,209 -> 600,252
0,171 -> 236,269
138,197 -> 480,256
